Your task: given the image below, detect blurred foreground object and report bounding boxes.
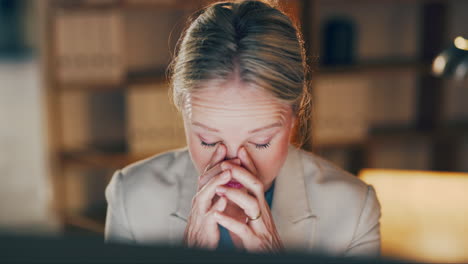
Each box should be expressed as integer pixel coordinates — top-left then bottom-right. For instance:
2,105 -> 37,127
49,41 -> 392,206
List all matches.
359,169 -> 468,263
432,36 -> 468,80
0,232 -> 402,264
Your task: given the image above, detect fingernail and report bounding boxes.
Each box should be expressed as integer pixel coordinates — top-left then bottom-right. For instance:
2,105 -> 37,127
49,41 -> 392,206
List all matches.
233,158 -> 241,165
216,186 -> 227,193
221,162 -> 231,170
221,170 -> 230,180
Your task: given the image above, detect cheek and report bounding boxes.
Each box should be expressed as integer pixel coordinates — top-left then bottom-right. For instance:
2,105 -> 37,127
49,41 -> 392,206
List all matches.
248,129 -> 291,183
187,132 -> 213,175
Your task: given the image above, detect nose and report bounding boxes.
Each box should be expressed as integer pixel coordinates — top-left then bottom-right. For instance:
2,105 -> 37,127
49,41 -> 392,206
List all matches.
221,143 -> 241,160
224,149 -> 238,160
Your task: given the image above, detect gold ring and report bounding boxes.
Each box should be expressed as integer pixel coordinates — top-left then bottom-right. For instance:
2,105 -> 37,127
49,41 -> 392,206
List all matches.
247,211 -> 262,222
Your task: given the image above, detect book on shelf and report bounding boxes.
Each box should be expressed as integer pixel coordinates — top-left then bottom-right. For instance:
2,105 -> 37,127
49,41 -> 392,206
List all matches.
63,166 -> 110,223
459,136 -> 468,172
59,89 -> 126,152
317,148 -> 349,171
312,71 -> 419,147
126,82 -> 186,155
123,7 -> 184,73
312,75 -> 370,146
59,90 -> 93,151
54,8 -> 124,84
369,137 -> 432,171
368,71 -> 417,128
442,78 -> 468,125
123,0 -> 180,5
318,1 -> 419,62
55,0 -> 120,6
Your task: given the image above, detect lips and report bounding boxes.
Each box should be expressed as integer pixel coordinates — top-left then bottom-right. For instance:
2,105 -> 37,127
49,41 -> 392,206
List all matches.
224,180 -> 244,189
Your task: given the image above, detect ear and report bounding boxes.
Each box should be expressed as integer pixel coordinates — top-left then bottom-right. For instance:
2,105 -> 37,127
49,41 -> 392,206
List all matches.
292,113 -> 297,127
290,112 -> 297,131
288,112 -> 298,143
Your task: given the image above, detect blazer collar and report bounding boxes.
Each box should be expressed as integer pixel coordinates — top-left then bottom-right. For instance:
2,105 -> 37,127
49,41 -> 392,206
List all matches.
271,144 -> 316,250
171,150 -> 198,222
171,144 -> 317,250
271,144 -> 315,222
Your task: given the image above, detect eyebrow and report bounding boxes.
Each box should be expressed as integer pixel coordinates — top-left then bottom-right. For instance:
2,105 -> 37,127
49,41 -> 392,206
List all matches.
192,121 -> 283,134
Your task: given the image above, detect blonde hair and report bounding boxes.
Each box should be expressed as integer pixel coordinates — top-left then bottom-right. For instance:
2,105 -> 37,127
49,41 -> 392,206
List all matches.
168,0 -> 312,150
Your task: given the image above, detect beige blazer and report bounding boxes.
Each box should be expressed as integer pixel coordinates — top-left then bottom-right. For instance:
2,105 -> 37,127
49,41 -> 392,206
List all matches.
105,144 -> 381,257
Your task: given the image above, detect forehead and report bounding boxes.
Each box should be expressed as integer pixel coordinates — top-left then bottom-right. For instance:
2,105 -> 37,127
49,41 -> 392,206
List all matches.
184,80 -> 291,130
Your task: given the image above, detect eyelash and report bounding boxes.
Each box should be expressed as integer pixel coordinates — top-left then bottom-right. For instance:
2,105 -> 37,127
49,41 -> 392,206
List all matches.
200,141 -> 271,150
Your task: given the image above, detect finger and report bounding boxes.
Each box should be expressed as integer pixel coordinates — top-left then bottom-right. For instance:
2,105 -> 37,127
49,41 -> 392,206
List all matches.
198,158 -> 240,190
198,144 -> 226,190
202,196 -> 227,249
230,158 -> 241,166
238,147 -> 258,175
198,164 -> 223,190
212,195 -> 227,212
204,144 -> 226,172
214,211 -> 257,247
215,186 -> 259,219
216,185 -> 269,235
196,170 -> 232,212
206,196 -> 227,225
221,163 -> 264,199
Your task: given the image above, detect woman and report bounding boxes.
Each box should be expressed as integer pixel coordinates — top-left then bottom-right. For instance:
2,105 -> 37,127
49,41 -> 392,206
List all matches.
105,0 -> 381,257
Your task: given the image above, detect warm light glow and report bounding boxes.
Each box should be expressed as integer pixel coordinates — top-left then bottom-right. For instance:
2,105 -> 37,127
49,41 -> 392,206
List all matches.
454,36 -> 468,51
432,55 -> 447,75
359,169 -> 468,263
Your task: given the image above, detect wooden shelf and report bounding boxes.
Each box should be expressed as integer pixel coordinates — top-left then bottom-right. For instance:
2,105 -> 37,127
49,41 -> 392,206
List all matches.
121,0 -> 208,11
314,124 -> 468,150
61,151 -> 149,170
53,0 -> 206,11
313,141 -> 365,150
316,60 -> 426,77
318,0 -> 448,4
60,148 -> 178,170
64,214 -> 105,234
56,70 -> 168,92
370,124 -> 468,141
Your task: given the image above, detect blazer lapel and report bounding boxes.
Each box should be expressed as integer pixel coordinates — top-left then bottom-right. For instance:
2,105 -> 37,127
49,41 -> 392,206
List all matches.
169,150 -> 198,245
271,144 -> 317,252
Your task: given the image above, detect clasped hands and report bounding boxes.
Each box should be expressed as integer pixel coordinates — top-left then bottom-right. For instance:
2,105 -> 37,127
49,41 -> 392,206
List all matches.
183,144 -> 284,253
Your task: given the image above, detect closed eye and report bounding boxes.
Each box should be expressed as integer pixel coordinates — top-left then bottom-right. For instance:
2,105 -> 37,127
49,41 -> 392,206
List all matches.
200,140 -> 271,150
200,140 -> 217,148
255,142 -> 271,149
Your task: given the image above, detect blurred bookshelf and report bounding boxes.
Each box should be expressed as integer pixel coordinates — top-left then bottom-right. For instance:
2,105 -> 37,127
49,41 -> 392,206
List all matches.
317,60 -> 425,76
305,0 -> 468,175
43,0 -> 210,235
42,0 -> 468,235
53,0 -> 208,11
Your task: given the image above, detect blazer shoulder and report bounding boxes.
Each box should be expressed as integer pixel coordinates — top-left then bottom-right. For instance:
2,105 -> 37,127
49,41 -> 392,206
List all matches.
115,146 -> 191,190
295,148 -> 381,255
298,148 -> 369,192
296,148 -> 373,212
105,147 -> 192,243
